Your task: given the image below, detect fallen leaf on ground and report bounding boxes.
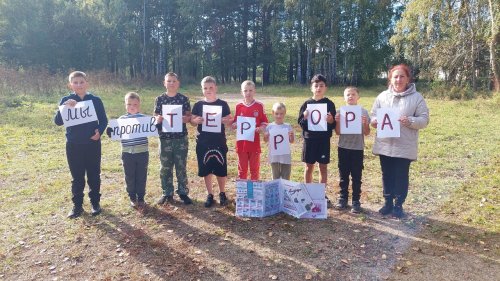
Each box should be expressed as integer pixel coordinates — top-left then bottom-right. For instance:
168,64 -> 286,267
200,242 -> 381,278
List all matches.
397,266 -> 408,274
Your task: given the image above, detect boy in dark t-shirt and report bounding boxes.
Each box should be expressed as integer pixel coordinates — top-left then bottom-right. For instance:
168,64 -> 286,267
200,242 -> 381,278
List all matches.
297,74 -> 336,207
190,76 -> 233,207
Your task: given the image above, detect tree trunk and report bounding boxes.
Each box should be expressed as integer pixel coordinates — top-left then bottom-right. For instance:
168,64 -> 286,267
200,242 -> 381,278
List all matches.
240,1 -> 250,81
489,0 -> 500,92
261,6 -> 273,85
465,2 -> 477,91
288,44 -> 294,84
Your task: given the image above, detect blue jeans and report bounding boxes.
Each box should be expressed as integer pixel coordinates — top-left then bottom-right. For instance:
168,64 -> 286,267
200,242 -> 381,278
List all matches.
379,155 -> 411,205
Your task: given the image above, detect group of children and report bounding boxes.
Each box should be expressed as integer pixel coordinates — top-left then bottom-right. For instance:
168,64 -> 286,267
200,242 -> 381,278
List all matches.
55,71 -> 370,218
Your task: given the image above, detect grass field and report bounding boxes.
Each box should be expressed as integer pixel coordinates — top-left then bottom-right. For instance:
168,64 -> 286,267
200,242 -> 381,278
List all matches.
0,82 -> 498,280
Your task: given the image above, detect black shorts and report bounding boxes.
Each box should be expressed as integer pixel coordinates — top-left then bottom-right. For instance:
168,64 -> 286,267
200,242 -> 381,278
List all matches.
302,138 -> 331,164
196,143 -> 228,177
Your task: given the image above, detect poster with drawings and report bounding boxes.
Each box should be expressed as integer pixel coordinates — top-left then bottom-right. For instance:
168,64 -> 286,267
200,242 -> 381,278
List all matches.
235,179 -> 327,219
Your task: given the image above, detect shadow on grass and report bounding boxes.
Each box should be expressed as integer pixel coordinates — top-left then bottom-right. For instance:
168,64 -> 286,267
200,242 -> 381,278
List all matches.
386,216 -> 500,281
84,199 -> 498,280
94,211 -> 226,280
177,201 -> 499,280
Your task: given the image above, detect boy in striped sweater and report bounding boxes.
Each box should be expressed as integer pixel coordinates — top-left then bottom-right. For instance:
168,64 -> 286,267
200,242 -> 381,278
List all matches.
108,92 -> 150,209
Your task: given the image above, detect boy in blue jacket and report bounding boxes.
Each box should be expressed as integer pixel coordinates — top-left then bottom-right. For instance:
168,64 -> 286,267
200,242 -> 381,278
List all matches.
54,71 -> 108,219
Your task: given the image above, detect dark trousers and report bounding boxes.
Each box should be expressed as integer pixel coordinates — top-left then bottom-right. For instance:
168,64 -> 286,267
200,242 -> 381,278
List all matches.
122,151 -> 149,201
379,155 -> 411,205
338,147 -> 364,201
66,141 -> 101,207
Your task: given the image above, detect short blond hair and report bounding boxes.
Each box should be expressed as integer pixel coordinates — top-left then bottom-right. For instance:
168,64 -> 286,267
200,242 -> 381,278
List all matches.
164,72 -> 178,80
68,71 -> 87,82
201,76 -> 217,85
241,80 -> 255,89
272,102 -> 286,113
125,92 -> 141,102
344,86 -> 359,95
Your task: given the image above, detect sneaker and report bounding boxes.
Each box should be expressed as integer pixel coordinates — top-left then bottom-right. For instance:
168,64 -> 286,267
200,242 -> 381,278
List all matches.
219,192 -> 228,206
157,195 -> 174,205
179,194 -> 193,205
326,196 -> 332,208
392,205 -> 404,218
351,201 -> 361,213
204,194 -> 214,208
378,198 -> 394,215
137,201 -> 146,211
91,203 -> 102,216
67,206 -> 84,219
335,198 -> 348,209
130,200 -> 138,209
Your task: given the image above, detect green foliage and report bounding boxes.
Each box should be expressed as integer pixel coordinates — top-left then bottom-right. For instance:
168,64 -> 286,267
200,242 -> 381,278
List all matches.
421,81 -> 493,99
391,0 -> 495,92
0,0 -> 398,86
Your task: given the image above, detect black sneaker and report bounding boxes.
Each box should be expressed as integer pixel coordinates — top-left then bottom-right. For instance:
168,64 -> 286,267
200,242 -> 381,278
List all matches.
219,192 -> 228,206
67,206 -> 84,219
351,201 -> 361,213
204,194 -> 214,208
137,201 -> 146,211
91,203 -> 102,216
392,205 -> 404,218
130,200 -> 138,209
326,196 -> 332,208
335,198 -> 348,209
179,194 -> 193,205
378,198 -> 394,216
157,195 -> 174,205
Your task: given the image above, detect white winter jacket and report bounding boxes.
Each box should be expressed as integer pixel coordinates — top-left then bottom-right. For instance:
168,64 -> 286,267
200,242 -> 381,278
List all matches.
371,83 -> 429,160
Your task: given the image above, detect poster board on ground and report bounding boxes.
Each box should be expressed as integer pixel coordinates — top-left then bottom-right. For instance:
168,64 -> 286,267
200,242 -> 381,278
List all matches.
235,180 -> 280,218
235,179 -> 327,219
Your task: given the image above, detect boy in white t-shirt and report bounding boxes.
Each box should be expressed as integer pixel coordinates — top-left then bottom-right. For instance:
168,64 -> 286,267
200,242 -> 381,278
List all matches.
264,102 -> 294,180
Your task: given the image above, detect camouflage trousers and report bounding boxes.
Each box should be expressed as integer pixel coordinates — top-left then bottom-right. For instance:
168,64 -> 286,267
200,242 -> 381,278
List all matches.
159,136 -> 189,196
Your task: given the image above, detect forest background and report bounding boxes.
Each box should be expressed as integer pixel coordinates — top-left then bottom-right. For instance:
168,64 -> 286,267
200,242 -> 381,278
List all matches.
0,0 -> 498,95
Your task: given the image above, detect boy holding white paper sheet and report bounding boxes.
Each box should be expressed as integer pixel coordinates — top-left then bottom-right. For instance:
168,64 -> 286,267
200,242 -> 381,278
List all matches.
232,80 -> 269,180
264,102 -> 294,180
191,76 -> 233,207
54,71 -> 108,219
334,87 -> 370,213
297,74 -> 336,206
154,72 -> 193,205
106,92 -> 149,210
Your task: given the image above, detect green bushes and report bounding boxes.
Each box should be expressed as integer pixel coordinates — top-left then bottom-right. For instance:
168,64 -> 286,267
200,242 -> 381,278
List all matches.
421,81 -> 493,100
0,66 -> 147,107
